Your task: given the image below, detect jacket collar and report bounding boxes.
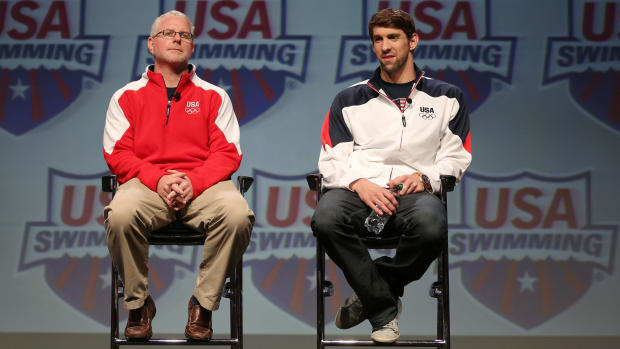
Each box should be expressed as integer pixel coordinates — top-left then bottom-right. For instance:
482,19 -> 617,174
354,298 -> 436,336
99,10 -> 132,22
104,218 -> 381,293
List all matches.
143,63 -> 196,89
368,63 -> 425,90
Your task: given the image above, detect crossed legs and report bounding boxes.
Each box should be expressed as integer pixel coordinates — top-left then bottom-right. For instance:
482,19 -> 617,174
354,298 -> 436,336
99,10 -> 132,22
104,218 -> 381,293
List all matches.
311,188 -> 445,329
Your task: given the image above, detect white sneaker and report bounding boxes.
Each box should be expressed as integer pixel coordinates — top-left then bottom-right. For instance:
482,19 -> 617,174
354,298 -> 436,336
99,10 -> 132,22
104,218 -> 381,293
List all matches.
370,299 -> 401,343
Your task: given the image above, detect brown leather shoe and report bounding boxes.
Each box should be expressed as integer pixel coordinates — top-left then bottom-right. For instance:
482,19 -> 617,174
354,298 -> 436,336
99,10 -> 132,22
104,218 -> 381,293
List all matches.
185,295 -> 213,340
125,296 -> 156,340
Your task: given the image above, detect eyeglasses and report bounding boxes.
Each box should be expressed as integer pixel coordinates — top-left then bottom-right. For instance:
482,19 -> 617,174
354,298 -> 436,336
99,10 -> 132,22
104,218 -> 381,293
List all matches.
153,29 -> 193,41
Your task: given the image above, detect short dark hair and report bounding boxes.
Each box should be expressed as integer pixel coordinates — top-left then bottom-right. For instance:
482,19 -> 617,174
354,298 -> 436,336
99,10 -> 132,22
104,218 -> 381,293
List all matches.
368,8 -> 416,39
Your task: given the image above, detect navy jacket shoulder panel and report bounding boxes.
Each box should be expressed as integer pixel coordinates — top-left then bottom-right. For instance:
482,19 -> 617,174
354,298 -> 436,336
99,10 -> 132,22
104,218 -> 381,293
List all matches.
417,76 -> 463,100
418,77 -> 470,143
326,83 -> 379,148
333,82 -> 379,111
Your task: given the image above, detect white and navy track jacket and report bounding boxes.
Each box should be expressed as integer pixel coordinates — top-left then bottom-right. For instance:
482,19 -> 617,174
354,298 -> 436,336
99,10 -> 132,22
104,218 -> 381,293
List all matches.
319,65 -> 472,192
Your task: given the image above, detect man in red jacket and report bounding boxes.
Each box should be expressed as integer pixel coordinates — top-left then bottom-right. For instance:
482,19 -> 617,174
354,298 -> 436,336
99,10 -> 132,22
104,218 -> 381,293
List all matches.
102,10 -> 254,341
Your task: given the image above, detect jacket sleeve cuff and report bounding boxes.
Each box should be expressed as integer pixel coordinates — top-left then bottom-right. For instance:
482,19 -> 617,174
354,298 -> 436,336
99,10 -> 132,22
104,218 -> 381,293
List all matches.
186,172 -> 205,199
429,177 -> 440,194
138,169 -> 166,192
347,176 -> 366,192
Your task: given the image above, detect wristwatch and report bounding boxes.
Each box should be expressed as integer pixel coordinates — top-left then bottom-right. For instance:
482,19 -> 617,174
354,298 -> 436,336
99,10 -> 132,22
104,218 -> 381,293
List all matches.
420,174 -> 433,193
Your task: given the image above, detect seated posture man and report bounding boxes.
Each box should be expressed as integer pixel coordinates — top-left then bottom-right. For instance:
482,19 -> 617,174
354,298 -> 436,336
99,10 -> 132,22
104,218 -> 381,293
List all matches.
311,8 -> 472,343
102,10 -> 254,341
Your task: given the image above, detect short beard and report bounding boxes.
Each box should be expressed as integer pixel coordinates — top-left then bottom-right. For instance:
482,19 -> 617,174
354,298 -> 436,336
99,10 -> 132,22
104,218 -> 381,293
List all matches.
380,59 -> 404,75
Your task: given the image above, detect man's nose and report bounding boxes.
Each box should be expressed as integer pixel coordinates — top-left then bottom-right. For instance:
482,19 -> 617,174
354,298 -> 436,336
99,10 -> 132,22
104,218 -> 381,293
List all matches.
380,40 -> 391,52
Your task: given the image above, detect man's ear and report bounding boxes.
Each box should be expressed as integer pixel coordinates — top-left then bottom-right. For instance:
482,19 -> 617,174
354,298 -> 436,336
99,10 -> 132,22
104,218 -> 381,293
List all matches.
147,37 -> 154,55
409,33 -> 419,51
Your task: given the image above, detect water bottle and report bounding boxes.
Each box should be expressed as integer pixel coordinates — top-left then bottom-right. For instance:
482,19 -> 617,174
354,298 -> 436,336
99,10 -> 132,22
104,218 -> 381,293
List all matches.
364,184 -> 402,234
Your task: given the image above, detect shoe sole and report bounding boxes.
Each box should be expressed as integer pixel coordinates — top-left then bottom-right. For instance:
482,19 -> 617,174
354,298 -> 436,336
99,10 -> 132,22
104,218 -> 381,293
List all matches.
185,331 -> 213,341
335,307 -> 366,329
335,295 -> 366,329
371,335 -> 400,343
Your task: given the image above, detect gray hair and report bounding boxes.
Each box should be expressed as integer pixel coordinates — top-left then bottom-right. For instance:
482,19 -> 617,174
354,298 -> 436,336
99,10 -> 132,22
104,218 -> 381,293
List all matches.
150,10 -> 195,37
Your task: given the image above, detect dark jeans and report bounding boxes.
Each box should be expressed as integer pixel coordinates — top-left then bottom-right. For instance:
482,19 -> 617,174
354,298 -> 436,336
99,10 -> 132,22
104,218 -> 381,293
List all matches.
311,188 -> 446,327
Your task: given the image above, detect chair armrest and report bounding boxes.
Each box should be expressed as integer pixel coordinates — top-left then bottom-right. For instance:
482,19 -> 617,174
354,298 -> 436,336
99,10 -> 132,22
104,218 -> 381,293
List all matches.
237,176 -> 253,195
306,174 -> 321,192
306,174 -> 453,195
439,175 -> 456,207
103,174 -> 253,196
440,175 -> 456,193
101,175 -> 118,193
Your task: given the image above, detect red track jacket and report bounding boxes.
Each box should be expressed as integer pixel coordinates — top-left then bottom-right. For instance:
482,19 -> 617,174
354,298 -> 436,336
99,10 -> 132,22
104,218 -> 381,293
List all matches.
103,64 -> 242,199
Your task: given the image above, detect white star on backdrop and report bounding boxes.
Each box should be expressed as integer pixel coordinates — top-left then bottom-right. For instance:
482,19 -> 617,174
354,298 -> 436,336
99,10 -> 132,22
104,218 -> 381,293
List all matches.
517,271 -> 537,292
99,272 -> 112,290
9,78 -> 30,100
306,270 -> 317,292
216,77 -> 232,95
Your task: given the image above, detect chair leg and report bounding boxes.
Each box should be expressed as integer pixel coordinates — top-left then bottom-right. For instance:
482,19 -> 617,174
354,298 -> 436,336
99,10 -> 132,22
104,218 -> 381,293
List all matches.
227,260 -> 243,349
111,263 -> 119,349
441,242 -> 451,349
436,251 -> 443,342
434,239 -> 451,348
236,259 -> 243,349
316,240 -> 325,349
228,273 -> 237,349
226,260 -> 244,349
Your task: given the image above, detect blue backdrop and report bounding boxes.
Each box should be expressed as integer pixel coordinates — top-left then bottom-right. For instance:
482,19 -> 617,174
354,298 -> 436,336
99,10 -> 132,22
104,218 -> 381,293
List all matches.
0,0 -> 618,336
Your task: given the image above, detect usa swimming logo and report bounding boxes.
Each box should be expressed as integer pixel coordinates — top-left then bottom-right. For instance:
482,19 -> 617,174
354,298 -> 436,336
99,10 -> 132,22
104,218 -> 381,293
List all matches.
337,0 -> 516,112
19,169 -> 202,325
0,0 -> 108,136
449,171 -> 617,329
131,0 -> 311,126
249,169 -> 618,328
246,169 -> 356,326
543,0 -> 619,134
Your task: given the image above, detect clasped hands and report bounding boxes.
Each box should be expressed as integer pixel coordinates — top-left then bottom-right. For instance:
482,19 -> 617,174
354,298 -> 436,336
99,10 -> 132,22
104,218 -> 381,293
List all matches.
350,172 -> 426,216
156,170 -> 194,211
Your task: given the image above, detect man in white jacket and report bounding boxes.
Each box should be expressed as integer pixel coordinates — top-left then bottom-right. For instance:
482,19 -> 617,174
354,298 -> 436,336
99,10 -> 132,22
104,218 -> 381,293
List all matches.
311,8 -> 472,343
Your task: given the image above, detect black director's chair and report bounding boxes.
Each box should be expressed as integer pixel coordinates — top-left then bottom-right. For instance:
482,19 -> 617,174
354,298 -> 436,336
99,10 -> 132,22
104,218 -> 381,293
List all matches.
306,174 -> 455,348
102,175 -> 253,349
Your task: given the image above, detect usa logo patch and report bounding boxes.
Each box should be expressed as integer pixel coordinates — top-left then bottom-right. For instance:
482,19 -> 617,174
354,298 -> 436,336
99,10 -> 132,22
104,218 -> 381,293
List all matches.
0,0 -> 109,135
19,169 -> 203,325
131,0 -> 311,127
543,0 -> 619,134
450,171 -> 617,329
336,0 -> 516,113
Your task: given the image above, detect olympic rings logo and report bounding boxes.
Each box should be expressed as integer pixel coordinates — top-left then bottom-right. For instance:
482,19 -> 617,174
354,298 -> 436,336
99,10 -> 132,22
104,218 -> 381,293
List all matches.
419,113 -> 436,120
185,108 -> 200,114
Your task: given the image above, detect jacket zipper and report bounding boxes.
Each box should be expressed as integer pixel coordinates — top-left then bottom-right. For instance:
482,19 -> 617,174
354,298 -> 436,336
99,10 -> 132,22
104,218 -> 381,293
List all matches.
164,76 -> 186,126
165,100 -> 171,125
366,71 -> 425,153
366,71 -> 424,128
367,83 -> 407,151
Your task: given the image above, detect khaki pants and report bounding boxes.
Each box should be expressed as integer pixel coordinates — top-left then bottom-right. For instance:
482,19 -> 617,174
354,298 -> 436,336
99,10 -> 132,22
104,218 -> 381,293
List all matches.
104,178 -> 254,311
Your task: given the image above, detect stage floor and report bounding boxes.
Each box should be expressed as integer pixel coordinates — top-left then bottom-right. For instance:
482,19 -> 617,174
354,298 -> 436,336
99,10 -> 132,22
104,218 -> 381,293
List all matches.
1,333 -> 619,349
